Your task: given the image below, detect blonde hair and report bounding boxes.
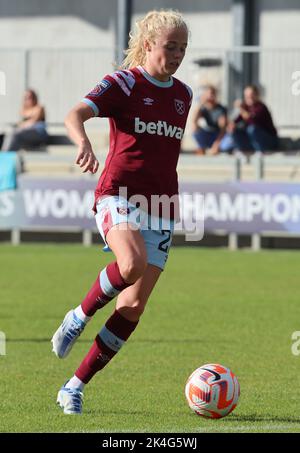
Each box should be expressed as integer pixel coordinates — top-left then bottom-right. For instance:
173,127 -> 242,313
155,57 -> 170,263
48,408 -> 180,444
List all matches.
122,10 -> 188,69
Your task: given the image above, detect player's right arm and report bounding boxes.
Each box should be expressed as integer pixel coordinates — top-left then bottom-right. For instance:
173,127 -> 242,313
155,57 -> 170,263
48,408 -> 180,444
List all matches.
64,102 -> 99,174
65,72 -> 129,173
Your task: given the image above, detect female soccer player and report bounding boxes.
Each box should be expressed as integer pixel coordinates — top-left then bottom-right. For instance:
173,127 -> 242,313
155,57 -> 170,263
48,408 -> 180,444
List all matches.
51,9 -> 192,414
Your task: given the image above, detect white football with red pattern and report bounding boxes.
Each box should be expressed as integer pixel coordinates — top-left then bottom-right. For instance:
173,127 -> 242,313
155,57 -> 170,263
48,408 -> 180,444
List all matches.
185,363 -> 240,419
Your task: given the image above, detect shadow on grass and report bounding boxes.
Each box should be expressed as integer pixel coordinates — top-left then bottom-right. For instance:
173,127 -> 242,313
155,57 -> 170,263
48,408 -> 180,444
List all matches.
225,414 -> 300,424
6,338 -> 55,343
6,338 -> 228,344
83,409 -> 157,417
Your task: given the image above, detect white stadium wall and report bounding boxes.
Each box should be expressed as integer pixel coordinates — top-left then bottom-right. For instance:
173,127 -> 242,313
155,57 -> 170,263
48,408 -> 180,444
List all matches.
0,0 -> 118,126
0,0 -> 232,127
0,0 -> 300,130
258,0 -> 300,47
257,1 -> 300,130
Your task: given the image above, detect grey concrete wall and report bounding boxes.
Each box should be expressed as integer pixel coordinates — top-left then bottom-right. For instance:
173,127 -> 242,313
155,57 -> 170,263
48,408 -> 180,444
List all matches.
0,0 -> 117,48
1,0 -> 300,50
0,0 -> 232,50
133,0 -> 232,49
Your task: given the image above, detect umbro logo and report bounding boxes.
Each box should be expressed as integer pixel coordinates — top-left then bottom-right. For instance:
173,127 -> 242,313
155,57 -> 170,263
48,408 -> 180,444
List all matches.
143,97 -> 154,106
97,353 -> 110,363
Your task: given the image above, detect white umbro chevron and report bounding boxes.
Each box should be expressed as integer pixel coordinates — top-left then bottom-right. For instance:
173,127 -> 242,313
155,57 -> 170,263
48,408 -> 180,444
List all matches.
112,70 -> 136,96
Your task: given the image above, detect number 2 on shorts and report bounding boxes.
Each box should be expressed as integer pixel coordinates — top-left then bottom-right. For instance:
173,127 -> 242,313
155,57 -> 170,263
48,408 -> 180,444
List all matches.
158,229 -> 172,252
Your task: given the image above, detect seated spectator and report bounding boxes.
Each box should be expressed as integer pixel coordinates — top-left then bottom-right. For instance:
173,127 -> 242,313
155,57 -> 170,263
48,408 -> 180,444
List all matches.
227,85 -> 278,153
191,85 -> 228,155
1,89 -> 48,151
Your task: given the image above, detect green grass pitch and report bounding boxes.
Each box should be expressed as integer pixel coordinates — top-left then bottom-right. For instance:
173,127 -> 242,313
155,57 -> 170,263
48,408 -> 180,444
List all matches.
1,244 -> 300,433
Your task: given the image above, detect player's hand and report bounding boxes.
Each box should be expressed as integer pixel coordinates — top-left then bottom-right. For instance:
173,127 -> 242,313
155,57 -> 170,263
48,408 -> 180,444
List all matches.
75,140 -> 99,174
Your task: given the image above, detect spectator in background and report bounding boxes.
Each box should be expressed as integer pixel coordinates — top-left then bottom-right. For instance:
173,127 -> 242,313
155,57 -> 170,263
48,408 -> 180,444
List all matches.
228,85 -> 278,153
1,89 -> 48,151
191,85 -> 227,155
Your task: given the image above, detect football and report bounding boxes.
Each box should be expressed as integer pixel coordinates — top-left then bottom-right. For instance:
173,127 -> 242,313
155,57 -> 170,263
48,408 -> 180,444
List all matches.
185,363 -> 240,419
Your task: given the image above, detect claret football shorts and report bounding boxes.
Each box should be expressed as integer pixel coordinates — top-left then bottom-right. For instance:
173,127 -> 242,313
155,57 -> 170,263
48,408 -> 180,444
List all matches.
95,195 -> 174,271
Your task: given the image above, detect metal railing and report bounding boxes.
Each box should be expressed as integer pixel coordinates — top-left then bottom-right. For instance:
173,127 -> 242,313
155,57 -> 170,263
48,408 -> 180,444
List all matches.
0,47 -> 113,126
178,47 -> 300,131
1,46 -> 300,130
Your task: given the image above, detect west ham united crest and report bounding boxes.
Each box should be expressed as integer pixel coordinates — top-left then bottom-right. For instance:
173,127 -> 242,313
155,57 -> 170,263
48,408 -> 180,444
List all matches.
174,99 -> 185,115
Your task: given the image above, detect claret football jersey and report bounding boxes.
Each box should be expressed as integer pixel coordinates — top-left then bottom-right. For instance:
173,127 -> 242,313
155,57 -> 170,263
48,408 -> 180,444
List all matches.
83,66 -> 193,216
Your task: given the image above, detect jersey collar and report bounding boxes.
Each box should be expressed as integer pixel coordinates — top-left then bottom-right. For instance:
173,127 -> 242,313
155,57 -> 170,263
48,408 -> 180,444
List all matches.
138,66 -> 173,88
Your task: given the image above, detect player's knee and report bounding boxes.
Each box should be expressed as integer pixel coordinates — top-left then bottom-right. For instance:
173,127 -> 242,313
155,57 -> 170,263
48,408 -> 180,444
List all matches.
118,300 -> 146,322
130,301 -> 146,319
118,256 -> 147,284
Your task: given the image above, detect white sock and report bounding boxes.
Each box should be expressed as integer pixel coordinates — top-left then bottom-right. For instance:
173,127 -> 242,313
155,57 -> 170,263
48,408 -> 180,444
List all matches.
66,375 -> 85,391
74,305 -> 92,324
